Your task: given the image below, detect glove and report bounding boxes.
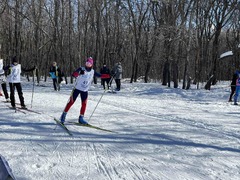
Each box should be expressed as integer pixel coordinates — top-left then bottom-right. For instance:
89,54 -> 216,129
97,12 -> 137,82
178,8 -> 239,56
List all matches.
80,69 -> 85,75
72,72 -> 79,78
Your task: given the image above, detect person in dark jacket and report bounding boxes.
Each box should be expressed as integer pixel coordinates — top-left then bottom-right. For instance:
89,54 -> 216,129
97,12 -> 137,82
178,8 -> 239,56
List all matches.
49,62 -> 62,91
229,71 -> 238,102
100,64 -> 111,90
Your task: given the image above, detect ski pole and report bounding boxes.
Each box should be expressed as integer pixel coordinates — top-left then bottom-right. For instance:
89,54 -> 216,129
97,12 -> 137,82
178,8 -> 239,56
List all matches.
31,68 -> 36,108
108,73 -> 116,93
88,72 -> 117,121
88,88 -> 107,122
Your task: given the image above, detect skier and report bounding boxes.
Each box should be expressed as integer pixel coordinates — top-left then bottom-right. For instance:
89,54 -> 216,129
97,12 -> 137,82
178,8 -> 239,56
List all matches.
234,70 -> 240,105
5,56 -> 35,108
229,71 -> 238,102
60,57 -> 101,124
49,62 -> 62,91
100,63 -> 111,90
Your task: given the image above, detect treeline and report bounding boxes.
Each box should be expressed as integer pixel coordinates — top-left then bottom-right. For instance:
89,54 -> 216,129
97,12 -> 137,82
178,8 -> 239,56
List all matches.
0,0 -> 239,88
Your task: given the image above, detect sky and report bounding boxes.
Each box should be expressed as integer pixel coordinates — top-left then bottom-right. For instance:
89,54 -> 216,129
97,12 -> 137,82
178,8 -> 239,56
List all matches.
0,78 -> 240,180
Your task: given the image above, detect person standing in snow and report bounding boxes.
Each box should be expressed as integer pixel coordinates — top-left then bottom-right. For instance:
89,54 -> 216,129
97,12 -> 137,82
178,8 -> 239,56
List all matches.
5,56 -> 35,108
100,63 -> 111,90
229,71 -> 238,102
112,62 -> 122,91
0,59 -> 10,101
49,61 -> 62,91
233,70 -> 240,105
60,57 -> 101,124
0,68 -> 10,101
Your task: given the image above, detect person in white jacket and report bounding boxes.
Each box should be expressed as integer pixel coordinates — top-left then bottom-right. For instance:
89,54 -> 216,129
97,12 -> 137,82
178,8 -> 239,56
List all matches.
6,56 -> 35,109
59,57 -> 101,124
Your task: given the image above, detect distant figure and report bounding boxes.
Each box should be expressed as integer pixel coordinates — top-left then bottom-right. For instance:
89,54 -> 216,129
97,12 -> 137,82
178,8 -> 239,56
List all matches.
49,62 -> 62,91
0,68 -> 10,102
229,71 -> 238,102
234,70 -> 240,105
100,64 -> 111,90
5,56 -> 35,108
113,62 -> 123,91
0,59 -> 9,101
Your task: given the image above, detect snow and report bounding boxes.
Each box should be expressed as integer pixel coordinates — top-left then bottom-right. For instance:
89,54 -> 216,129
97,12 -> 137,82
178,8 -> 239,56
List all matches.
219,51 -> 233,59
1,78 -> 240,180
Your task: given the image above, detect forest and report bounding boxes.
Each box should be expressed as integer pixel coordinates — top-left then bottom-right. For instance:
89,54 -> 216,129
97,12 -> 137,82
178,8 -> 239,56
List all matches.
0,0 -> 239,89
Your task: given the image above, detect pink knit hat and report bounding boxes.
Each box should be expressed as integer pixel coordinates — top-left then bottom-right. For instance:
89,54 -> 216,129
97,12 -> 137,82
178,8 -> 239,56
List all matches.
86,57 -> 94,67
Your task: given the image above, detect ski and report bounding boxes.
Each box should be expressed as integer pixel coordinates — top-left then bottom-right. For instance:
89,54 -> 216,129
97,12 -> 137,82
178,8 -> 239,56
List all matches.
2,100 -> 20,105
107,90 -> 117,94
70,122 -> 114,133
8,105 -> 41,114
53,118 -> 73,136
18,107 -> 41,114
7,105 -> 26,114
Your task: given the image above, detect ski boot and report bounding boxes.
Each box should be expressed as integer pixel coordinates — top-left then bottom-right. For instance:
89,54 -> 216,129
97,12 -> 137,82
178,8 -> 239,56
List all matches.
60,112 -> 67,124
21,105 -> 27,109
78,115 -> 88,124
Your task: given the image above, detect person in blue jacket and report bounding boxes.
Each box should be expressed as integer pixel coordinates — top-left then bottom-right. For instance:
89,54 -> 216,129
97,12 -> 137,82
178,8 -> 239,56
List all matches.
234,70 -> 240,105
49,62 -> 62,91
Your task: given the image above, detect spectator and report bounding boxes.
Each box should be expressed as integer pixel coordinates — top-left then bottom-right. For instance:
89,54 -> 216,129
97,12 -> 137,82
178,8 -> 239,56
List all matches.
49,61 -> 62,91
113,62 -> 123,91
100,63 -> 111,90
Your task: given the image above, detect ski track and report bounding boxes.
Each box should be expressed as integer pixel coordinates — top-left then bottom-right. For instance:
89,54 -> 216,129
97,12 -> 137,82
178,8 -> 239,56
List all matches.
88,95 -> 240,144
1,82 -> 240,179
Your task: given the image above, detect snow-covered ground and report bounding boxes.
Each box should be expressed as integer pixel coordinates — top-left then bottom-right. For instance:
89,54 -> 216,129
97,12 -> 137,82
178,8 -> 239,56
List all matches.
0,78 -> 240,180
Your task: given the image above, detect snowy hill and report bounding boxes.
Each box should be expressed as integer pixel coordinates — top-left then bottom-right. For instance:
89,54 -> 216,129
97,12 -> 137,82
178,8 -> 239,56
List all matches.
0,78 -> 240,180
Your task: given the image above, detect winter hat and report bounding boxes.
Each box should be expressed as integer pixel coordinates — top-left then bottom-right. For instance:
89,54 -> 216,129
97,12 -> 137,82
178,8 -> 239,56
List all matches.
86,57 -> 94,67
12,56 -> 18,64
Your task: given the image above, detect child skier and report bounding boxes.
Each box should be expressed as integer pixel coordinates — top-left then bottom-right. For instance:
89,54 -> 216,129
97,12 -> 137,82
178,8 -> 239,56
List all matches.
60,57 -> 101,124
5,56 -> 35,108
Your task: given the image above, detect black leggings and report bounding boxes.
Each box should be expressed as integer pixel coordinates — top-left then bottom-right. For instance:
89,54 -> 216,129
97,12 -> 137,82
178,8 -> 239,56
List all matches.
229,86 -> 236,101
9,82 -> 25,107
1,82 -> 9,99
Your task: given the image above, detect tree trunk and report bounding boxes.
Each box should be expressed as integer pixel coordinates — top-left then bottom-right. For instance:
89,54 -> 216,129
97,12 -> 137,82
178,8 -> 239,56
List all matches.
162,61 -> 170,86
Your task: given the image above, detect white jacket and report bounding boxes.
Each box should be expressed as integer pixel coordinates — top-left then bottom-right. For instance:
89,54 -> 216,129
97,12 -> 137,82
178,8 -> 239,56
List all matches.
8,64 -> 22,83
75,68 -> 94,92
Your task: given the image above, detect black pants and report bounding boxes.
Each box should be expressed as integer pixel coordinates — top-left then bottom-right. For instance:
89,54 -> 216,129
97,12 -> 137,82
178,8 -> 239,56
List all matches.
9,83 -> 25,107
115,79 -> 121,91
102,78 -> 110,89
52,78 -> 60,91
1,82 -> 9,99
229,86 -> 236,101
